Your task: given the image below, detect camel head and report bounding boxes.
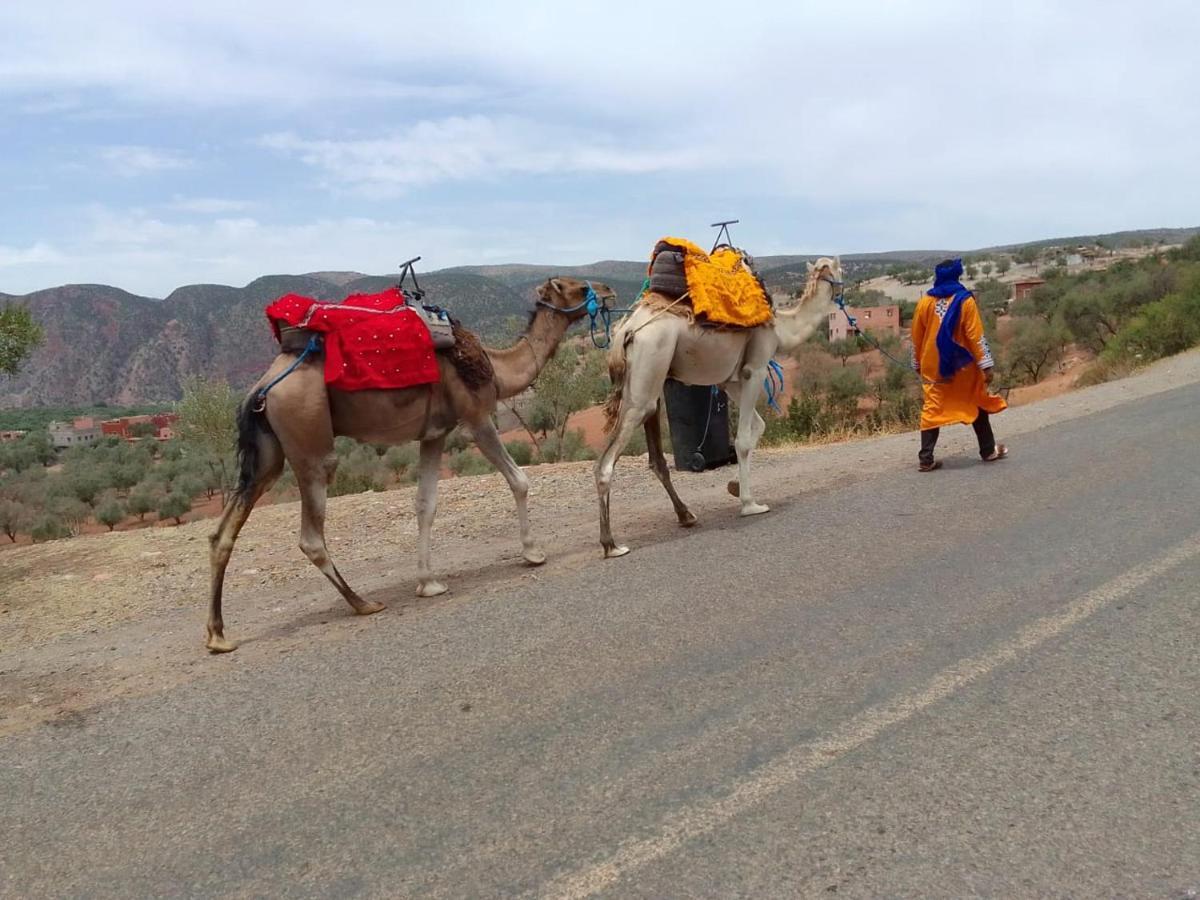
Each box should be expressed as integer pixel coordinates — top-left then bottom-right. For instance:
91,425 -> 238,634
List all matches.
801,256 -> 844,305
536,277 -> 618,324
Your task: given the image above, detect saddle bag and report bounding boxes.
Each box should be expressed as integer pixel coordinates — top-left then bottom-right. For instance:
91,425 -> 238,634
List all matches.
415,305 -> 456,350
649,243 -> 688,298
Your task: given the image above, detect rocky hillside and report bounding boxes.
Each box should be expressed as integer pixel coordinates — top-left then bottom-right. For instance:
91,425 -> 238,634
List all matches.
0,272 -> 532,407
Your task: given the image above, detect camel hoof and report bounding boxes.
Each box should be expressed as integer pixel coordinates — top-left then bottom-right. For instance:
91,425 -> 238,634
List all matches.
740,502 -> 770,517
206,633 -> 238,654
523,548 -> 547,566
353,598 -> 386,616
678,511 -> 698,528
727,480 -> 741,498
603,545 -> 631,559
417,580 -> 448,598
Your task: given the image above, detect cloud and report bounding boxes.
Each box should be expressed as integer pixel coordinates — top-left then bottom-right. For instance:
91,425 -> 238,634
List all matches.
167,196 -> 254,214
0,242 -> 64,268
100,145 -> 192,177
260,117 -> 709,193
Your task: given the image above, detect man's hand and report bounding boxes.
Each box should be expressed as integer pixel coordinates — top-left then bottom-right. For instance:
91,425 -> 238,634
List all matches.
983,367 -> 995,385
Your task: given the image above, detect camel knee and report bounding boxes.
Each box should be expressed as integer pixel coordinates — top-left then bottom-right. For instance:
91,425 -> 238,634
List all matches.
322,453 -> 339,485
299,538 -> 328,567
510,469 -> 530,501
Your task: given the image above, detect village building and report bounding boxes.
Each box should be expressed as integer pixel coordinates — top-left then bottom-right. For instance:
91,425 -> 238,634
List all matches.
1011,277 -> 1047,303
48,417 -> 103,449
101,412 -> 180,441
0,430 -> 29,443
829,305 -> 902,342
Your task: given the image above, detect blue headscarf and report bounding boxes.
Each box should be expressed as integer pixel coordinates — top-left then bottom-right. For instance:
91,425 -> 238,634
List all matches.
928,258 -> 975,379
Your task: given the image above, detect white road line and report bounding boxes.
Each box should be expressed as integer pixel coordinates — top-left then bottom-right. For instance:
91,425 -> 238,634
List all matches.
537,533 -> 1200,899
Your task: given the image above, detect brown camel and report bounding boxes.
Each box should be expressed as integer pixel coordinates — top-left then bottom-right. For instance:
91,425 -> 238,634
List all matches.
206,276 -> 612,652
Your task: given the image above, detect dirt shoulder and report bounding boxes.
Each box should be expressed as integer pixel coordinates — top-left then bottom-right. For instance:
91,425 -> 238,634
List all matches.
3,348 -> 1200,736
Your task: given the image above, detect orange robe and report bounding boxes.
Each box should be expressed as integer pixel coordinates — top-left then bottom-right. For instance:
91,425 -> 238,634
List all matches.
910,293 -> 1007,430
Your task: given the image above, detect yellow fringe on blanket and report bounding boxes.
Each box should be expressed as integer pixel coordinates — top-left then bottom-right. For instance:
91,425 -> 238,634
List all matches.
652,237 -> 773,328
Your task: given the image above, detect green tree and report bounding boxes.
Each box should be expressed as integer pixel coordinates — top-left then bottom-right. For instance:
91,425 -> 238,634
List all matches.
66,466 -> 106,505
1006,319 -> 1067,384
0,499 -> 33,541
157,492 -> 191,525
129,421 -> 158,438
996,257 -> 1012,275
529,347 -> 609,451
176,377 -> 239,503
51,496 -> 92,536
95,498 -> 126,531
127,484 -> 159,521
1015,245 -> 1040,266
828,337 -> 859,367
0,304 -> 44,377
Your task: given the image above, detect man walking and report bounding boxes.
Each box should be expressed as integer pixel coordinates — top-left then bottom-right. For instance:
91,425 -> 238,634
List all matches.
910,258 -> 1008,471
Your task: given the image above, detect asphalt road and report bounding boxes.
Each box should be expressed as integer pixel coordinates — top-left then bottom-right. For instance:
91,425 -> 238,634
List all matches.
4,385 -> 1199,899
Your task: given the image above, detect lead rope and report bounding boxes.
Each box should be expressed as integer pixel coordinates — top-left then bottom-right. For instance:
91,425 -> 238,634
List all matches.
253,335 -> 322,411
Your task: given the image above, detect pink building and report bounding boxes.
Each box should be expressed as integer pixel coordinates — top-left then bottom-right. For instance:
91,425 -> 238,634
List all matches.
829,305 -> 902,342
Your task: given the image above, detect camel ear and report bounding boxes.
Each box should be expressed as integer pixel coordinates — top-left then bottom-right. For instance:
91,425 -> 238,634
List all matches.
806,261 -> 815,273
549,278 -> 564,295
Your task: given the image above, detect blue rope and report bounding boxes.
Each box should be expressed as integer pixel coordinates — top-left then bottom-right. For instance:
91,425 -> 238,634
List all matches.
829,282 -> 943,386
537,281 -> 641,350
254,335 -> 322,408
763,359 -> 785,414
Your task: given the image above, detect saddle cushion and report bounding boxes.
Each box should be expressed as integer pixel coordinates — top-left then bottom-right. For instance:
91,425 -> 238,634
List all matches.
265,287 -> 440,392
649,237 -> 773,328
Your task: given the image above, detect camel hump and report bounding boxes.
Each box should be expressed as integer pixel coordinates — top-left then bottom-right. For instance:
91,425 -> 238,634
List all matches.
442,320 -> 495,389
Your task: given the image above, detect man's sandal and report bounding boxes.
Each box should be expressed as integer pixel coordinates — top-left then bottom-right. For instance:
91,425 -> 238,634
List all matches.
982,444 -> 1009,462
918,460 -> 943,472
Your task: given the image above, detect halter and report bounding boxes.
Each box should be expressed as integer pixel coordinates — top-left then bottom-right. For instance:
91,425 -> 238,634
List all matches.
536,281 -> 616,348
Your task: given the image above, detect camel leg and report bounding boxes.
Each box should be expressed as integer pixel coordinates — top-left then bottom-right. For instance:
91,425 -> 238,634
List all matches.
295,453 -> 385,616
644,401 -> 696,527
415,435 -> 448,597
470,419 -> 545,566
206,432 -> 284,653
732,373 -> 770,517
595,398 -> 656,558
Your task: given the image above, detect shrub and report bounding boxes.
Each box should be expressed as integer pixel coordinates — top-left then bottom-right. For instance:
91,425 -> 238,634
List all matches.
504,440 -> 535,467
1103,283 -> 1200,365
444,428 -> 471,453
447,451 -> 494,476
31,514 -> 69,543
330,446 -> 387,496
537,429 -> 595,463
383,444 -> 418,477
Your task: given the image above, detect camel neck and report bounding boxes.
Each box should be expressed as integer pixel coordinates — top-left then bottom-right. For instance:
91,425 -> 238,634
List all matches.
487,308 -> 572,399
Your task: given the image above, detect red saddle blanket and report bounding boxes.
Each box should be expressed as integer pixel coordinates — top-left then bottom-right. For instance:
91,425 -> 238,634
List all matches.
265,287 -> 440,391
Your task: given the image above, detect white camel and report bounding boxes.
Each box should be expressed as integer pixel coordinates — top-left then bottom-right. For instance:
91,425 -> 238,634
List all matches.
595,257 -> 843,557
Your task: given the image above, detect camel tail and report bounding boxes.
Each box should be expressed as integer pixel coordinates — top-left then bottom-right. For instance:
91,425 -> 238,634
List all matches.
234,397 -> 274,503
603,336 -> 629,434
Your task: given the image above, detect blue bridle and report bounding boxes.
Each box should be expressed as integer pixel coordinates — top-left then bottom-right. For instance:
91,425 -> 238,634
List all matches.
537,281 -> 618,348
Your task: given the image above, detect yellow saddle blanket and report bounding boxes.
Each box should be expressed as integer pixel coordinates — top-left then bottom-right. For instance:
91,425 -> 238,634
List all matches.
652,237 -> 773,327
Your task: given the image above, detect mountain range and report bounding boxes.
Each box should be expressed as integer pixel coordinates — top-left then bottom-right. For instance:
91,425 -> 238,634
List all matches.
2,226 -> 1195,407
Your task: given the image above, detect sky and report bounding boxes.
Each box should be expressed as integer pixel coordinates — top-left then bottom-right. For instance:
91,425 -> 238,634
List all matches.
2,0 -> 1198,297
